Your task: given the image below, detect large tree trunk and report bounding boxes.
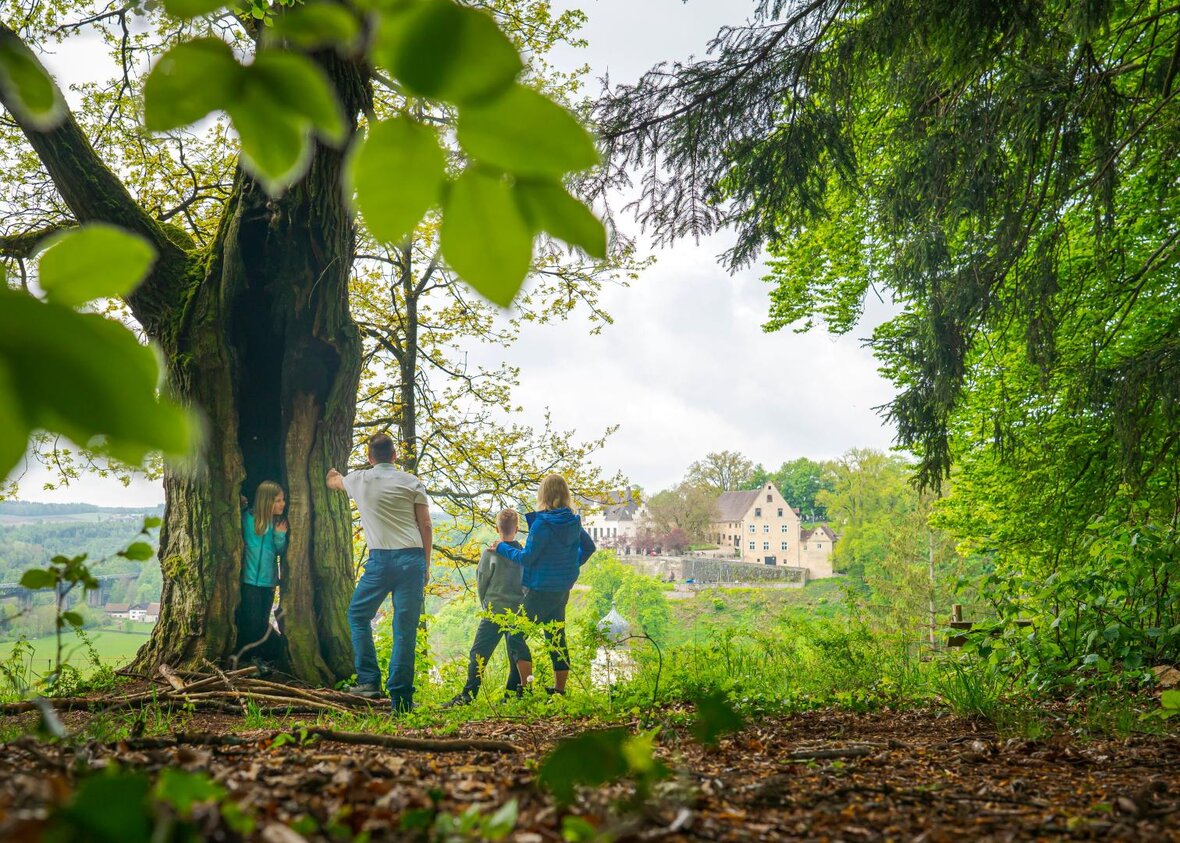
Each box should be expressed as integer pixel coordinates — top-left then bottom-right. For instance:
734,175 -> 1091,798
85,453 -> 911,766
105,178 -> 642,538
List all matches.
132,54 -> 368,685
0,25 -> 369,685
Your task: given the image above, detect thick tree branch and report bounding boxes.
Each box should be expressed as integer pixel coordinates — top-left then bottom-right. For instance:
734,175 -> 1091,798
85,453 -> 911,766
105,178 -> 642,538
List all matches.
0,223 -> 69,259
0,23 -> 193,335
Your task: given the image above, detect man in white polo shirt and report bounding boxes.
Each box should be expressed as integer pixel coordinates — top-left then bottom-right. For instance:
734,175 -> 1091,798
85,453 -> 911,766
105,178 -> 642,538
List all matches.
327,433 -> 432,712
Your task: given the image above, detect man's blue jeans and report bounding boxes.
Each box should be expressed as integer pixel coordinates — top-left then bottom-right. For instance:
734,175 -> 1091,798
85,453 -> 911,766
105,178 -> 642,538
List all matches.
348,548 -> 425,711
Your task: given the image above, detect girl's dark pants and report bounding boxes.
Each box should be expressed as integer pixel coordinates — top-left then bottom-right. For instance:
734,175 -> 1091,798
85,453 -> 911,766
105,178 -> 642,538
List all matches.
236,583 -> 276,660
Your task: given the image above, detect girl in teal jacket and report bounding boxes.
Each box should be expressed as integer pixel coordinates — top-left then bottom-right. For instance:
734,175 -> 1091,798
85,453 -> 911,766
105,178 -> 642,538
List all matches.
236,480 -> 288,664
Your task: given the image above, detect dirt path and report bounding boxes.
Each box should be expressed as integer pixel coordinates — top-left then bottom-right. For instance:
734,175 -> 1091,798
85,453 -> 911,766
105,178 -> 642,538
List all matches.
1,707 -> 1177,840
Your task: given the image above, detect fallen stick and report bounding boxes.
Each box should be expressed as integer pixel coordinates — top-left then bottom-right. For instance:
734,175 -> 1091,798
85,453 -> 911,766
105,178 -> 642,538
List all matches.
203,658 -> 250,716
158,664 -> 187,692
169,690 -> 353,714
787,746 -> 875,760
110,727 -> 520,754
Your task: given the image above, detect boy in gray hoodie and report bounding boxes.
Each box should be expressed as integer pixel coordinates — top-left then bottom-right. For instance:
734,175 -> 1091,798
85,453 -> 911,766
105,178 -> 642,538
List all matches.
444,509 -> 533,707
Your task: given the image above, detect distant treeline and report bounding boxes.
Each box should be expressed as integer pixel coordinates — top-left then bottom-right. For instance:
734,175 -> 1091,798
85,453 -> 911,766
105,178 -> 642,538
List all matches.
0,501 -> 164,517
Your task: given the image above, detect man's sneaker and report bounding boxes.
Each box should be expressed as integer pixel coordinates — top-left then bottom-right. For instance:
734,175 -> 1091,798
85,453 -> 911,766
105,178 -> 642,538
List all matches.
345,682 -> 385,699
442,691 -> 475,709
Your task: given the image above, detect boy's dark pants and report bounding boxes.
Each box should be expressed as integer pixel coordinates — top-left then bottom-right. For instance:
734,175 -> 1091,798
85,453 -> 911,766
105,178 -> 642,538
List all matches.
463,615 -> 531,696
523,588 -> 571,672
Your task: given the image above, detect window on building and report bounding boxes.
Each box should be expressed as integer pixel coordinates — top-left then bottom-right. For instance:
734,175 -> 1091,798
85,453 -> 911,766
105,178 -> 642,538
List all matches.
802,543 -> 808,550
762,541 -> 769,550
777,508 -> 783,517
763,524 -> 769,533
749,524 -> 755,534
748,541 -> 755,551
755,507 -> 761,517
766,494 -> 772,503
781,524 -> 788,532
816,542 -> 822,548
781,542 -> 788,550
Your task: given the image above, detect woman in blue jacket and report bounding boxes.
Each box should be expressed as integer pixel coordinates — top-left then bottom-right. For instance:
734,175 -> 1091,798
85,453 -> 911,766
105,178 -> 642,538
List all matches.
492,473 -> 595,695
236,480 -> 288,663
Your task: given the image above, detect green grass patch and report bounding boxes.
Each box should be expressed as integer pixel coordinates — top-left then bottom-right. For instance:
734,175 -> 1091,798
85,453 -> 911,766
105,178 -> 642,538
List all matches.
0,628 -> 150,676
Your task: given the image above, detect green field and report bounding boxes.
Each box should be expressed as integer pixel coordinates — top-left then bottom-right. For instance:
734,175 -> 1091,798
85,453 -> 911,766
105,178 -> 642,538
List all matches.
1,628 -> 151,677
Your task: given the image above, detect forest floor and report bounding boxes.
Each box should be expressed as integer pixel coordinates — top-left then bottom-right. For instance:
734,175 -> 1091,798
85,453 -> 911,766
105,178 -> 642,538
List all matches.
1,702 -> 1179,841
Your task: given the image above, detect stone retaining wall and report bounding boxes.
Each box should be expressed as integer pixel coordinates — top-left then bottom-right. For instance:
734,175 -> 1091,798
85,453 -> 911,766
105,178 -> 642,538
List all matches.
625,555 -> 808,585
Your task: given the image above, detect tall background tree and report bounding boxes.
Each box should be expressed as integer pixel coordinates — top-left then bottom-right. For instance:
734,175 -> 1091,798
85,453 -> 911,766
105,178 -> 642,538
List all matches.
596,0 -> 1180,678
684,450 -> 754,492
1,0 -> 613,681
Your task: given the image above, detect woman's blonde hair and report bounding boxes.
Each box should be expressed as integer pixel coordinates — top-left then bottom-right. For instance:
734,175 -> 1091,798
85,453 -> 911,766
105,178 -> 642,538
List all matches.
536,474 -> 571,511
253,480 -> 283,536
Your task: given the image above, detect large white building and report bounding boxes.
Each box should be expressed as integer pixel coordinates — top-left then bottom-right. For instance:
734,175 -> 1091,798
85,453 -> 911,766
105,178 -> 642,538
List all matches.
711,483 -> 836,578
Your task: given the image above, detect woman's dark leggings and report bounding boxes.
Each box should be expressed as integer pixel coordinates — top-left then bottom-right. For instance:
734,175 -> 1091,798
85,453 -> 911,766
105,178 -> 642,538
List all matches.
523,588 -> 571,672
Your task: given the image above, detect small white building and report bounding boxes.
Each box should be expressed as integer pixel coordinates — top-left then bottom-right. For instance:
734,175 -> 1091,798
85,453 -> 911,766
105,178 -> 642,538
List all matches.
581,488 -> 651,554
104,602 -> 131,620
127,603 -> 148,622
143,602 -> 161,623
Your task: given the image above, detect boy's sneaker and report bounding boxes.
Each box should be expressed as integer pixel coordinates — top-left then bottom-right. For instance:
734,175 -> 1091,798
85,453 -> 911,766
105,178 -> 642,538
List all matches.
545,687 -> 566,696
442,691 -> 475,709
345,682 -> 386,699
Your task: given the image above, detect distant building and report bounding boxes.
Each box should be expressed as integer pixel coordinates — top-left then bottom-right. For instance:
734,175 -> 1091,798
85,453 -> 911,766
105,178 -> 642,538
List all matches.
710,483 -> 836,579
127,603 -> 148,622
580,488 -> 651,554
143,602 -> 161,623
104,602 -> 131,619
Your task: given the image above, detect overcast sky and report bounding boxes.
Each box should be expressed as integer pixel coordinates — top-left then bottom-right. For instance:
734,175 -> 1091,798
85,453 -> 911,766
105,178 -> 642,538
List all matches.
7,0 -> 899,506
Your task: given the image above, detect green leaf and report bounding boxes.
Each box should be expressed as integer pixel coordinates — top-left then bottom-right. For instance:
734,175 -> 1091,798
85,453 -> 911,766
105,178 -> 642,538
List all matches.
37,225 -> 156,307
349,117 -> 447,245
227,86 -> 310,196
378,0 -> 522,104
154,769 -> 225,819
19,569 -> 55,590
142,516 -> 163,530
51,771 -> 153,843
248,51 -> 346,145
61,611 -> 84,628
482,799 -> 518,840
143,38 -> 242,132
1161,690 -> 1180,710
538,729 -> 630,805
440,170 -> 533,306
267,3 -> 362,50
0,359 -> 28,479
162,0 -> 227,18
120,542 -> 155,561
515,179 -> 606,258
0,289 -> 196,467
457,84 -> 599,175
0,34 -> 65,130
691,691 -> 744,746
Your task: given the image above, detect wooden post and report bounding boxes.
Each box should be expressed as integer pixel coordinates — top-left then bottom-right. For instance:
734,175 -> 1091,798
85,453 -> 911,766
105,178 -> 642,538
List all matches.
951,604 -> 962,624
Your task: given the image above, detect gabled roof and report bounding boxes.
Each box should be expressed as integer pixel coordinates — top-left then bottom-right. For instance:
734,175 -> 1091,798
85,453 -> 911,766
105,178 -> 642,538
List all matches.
802,524 -> 838,542
146,602 -> 161,614
716,490 -> 761,522
104,603 -> 130,612
580,489 -> 644,522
